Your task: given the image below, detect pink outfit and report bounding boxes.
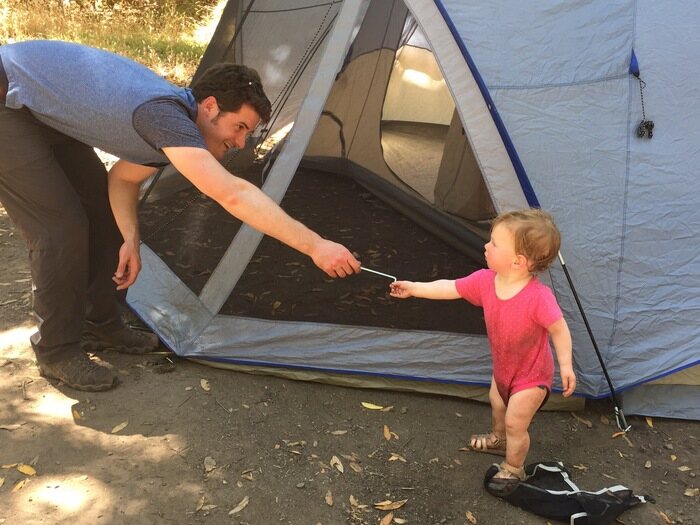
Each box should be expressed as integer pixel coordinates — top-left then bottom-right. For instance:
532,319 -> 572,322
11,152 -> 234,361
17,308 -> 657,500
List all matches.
455,269 -> 562,404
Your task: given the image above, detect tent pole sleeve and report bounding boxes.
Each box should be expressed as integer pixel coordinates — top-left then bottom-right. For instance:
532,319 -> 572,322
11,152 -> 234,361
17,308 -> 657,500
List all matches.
198,0 -> 371,314
557,252 -> 631,432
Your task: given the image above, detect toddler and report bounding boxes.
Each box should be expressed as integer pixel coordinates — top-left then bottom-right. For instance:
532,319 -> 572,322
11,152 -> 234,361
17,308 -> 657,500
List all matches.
390,209 -> 576,482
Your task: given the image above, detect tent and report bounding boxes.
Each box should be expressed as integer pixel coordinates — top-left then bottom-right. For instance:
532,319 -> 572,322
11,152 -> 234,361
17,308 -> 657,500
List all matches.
129,0 -> 700,420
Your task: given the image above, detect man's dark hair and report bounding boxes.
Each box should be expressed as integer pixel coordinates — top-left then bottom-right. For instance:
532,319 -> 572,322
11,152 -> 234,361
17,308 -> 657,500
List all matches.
191,63 -> 272,123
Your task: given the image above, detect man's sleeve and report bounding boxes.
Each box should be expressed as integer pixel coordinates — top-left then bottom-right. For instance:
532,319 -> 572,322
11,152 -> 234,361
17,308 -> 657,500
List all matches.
132,97 -> 208,152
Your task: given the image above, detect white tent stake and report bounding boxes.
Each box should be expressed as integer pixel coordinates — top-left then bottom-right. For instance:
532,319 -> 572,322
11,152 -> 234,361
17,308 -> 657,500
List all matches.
361,266 -> 397,282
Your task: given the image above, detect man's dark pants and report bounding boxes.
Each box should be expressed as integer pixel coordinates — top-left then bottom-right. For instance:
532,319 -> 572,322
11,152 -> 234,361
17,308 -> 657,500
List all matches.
0,104 -> 123,363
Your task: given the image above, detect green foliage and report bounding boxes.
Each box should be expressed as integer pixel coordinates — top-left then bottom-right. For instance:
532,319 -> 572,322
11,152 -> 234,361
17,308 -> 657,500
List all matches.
0,0 -> 223,85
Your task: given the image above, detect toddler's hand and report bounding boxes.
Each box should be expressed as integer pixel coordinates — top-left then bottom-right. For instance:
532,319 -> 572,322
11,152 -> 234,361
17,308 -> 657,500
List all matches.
389,280 -> 413,299
560,366 -> 577,397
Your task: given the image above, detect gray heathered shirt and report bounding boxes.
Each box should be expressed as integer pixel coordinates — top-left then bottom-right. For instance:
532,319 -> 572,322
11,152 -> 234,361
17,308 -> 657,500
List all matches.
0,40 -> 206,166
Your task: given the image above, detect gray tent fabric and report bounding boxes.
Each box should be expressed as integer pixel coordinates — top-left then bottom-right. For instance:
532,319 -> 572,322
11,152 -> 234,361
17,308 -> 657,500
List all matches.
130,0 -> 700,419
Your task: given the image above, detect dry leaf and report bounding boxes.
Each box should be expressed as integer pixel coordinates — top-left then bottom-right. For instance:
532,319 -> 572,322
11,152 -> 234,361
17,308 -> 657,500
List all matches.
572,464 -> 588,471
671,454 -> 677,462
571,412 -> 593,428
1,464 -> 17,469
201,504 -> 217,511
383,425 -> 392,441
466,510 -> 477,524
380,405 -> 394,412
361,402 -> 384,410
349,461 -> 363,473
200,379 -> 211,392
111,421 -> 128,434
684,487 -> 699,497
0,423 -> 24,431
330,455 -> 344,473
600,415 -> 610,425
228,496 -> 250,515
325,489 -> 333,507
374,499 -> 408,511
17,464 -> 36,476
611,431 -> 625,439
241,471 -> 254,481
12,478 -> 29,492
644,460 -> 652,469
331,430 -> 347,435
677,466 -> 691,472
645,416 -> 653,428
659,510 -> 672,524
71,408 -> 81,420
349,494 -> 360,507
195,495 -> 205,511
389,453 -> 407,463
380,512 -> 394,525
204,456 -> 217,472
0,477 -> 4,488
394,519 -> 407,524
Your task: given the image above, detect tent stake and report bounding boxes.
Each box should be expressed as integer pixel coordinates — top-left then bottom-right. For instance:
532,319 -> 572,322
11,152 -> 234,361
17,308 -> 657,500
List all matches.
557,252 -> 631,432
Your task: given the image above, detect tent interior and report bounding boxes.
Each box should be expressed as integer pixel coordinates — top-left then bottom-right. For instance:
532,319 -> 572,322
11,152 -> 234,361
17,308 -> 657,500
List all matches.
134,0 -> 698,418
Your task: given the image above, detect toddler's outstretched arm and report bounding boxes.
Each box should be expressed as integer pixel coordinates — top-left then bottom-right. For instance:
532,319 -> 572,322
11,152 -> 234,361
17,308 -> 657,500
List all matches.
389,279 -> 461,300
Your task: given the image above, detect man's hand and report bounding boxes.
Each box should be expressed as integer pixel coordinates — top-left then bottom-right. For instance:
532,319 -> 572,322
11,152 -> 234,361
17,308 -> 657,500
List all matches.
113,240 -> 142,290
309,239 -> 361,278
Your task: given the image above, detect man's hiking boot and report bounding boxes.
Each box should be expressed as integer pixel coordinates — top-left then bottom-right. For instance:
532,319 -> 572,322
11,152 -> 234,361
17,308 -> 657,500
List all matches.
82,321 -> 159,354
38,353 -> 118,392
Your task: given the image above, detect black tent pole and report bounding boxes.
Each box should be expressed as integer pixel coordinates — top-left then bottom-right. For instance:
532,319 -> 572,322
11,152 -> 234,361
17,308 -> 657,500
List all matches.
557,251 -> 631,432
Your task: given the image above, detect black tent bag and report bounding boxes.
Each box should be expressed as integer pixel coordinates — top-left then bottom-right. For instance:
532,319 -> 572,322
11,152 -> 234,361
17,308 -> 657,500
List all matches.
484,461 -> 652,524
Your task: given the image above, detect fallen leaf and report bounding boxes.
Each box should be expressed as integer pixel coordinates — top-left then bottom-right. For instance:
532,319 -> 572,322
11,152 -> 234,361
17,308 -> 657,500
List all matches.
383,425 -> 392,441
228,496 -> 250,515
659,510 -> 672,524
204,456 -> 216,472
644,460 -> 652,469
1,464 -> 18,469
71,408 -> 81,420
684,487 -> 699,497
331,430 -> 347,435
17,464 -> 36,476
330,455 -> 344,473
466,510 -> 477,524
611,431 -> 625,439
671,455 -> 677,462
349,494 -> 360,507
394,519 -> 407,524
325,489 -> 333,506
379,512 -> 394,525
380,405 -> 394,412
111,421 -> 128,434
0,423 -> 25,431
645,416 -> 653,428
572,464 -> 588,471
200,379 -> 211,392
349,461 -> 363,473
677,466 -> 691,472
0,477 -> 4,488
361,402 -> 384,410
12,478 -> 29,492
389,453 -> 407,463
195,495 -> 205,511
600,415 -> 610,425
201,504 -> 217,511
374,499 -> 408,511
571,412 -> 593,428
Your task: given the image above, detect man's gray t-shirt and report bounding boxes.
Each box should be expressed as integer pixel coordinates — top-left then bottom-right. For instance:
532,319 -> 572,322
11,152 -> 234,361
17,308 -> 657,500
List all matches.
0,40 -> 206,166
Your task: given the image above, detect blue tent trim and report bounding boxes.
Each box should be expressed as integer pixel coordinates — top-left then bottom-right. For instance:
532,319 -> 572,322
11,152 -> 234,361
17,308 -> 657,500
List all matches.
433,0 -> 540,209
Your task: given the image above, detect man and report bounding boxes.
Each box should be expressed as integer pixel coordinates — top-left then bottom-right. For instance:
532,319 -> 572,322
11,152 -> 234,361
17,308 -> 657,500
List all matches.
0,40 -> 361,392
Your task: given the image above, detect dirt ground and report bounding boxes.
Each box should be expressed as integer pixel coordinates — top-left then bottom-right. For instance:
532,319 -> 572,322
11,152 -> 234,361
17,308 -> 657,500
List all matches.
1,201 -> 699,525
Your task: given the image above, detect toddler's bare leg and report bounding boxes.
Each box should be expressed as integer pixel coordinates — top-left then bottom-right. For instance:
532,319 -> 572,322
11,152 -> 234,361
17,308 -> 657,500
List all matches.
496,387 -> 547,478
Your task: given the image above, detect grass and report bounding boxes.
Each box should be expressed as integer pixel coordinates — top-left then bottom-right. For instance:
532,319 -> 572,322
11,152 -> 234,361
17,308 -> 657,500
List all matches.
0,0 -> 224,85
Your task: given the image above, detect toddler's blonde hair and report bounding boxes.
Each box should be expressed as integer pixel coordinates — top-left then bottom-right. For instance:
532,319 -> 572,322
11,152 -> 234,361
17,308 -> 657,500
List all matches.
492,209 -> 561,273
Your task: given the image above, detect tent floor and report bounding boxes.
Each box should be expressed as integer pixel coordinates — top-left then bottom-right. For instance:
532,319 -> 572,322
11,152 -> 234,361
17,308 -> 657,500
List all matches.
140,165 -> 488,335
